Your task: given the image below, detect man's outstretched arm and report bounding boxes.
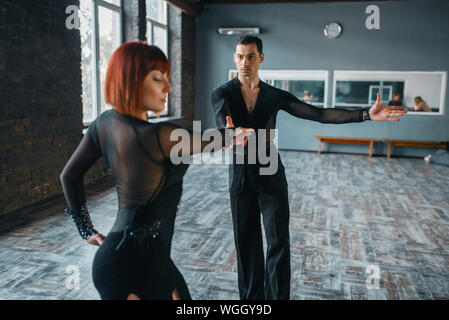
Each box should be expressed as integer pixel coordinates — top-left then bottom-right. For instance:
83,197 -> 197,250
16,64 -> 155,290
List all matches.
280,91 -> 406,123
279,90 -> 366,123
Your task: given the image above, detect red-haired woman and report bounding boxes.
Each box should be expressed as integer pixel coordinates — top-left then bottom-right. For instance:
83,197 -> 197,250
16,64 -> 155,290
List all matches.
60,42 -> 253,300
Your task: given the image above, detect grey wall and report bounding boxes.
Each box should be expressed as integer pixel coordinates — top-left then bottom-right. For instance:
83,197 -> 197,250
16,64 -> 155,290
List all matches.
195,0 -> 449,157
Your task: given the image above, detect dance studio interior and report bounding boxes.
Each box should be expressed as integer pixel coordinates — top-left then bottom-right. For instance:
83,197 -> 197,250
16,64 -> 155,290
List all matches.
1,0 -> 448,301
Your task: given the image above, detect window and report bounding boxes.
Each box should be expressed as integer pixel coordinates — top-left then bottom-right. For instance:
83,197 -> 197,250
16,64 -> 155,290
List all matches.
333,71 -> 447,114
80,0 -> 122,125
334,80 -> 404,108
146,0 -> 169,117
229,69 -> 329,108
269,80 -> 326,107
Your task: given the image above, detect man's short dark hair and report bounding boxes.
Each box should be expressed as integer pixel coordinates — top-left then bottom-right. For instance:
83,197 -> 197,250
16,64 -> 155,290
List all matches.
234,35 -> 263,55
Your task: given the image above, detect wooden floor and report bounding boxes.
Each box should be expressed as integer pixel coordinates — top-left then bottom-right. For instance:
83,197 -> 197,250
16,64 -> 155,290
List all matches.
1,150 -> 449,300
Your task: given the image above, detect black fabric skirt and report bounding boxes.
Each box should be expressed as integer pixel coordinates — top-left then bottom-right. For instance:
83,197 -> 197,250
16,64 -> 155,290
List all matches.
92,199 -> 191,300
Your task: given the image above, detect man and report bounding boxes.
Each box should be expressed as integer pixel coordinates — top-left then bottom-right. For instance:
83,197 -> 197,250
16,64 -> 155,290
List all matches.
211,35 -> 407,300
388,92 -> 403,106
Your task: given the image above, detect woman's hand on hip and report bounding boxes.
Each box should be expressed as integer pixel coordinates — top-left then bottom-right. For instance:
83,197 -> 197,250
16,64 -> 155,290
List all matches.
87,233 -> 105,246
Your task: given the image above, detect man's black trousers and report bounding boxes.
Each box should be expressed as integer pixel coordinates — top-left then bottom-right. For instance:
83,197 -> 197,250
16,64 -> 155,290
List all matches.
230,180 -> 291,300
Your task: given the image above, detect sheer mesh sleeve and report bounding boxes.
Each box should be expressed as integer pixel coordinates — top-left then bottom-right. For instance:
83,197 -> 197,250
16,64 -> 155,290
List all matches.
211,87 -> 230,129
156,123 -> 232,160
279,90 -> 364,124
60,125 -> 102,211
60,123 -> 102,239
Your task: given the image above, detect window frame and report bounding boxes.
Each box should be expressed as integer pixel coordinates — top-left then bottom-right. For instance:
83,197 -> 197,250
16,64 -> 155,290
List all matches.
82,0 -> 123,126
146,0 -> 169,118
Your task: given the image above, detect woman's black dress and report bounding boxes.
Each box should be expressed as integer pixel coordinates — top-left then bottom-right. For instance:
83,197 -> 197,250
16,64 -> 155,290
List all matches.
60,109 -> 229,299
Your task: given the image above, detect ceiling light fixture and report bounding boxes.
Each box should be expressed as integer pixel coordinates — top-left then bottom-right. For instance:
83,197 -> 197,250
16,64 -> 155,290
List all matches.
217,27 -> 260,35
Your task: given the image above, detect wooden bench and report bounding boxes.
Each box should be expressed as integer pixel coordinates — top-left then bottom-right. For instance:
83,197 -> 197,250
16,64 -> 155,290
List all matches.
314,136 -> 380,157
382,139 -> 447,158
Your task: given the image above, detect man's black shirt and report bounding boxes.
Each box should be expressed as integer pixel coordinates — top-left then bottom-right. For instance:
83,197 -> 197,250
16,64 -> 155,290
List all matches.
211,77 -> 366,194
388,100 -> 403,106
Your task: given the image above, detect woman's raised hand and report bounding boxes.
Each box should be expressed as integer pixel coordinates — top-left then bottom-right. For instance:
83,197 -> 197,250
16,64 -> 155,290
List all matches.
225,116 -> 254,148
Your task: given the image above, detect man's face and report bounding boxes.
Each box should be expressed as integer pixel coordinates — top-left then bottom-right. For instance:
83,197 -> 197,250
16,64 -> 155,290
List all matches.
233,43 -> 264,78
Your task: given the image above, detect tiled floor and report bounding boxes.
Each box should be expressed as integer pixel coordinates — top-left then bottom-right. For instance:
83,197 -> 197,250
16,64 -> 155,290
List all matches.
1,151 -> 449,300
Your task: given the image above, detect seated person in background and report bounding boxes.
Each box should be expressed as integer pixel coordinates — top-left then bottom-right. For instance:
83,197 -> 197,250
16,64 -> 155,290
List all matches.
388,92 -> 403,106
303,90 -> 313,103
412,96 -> 432,112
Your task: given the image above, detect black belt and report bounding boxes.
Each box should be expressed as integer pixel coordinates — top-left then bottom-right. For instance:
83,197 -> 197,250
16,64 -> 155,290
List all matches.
111,205 -> 164,251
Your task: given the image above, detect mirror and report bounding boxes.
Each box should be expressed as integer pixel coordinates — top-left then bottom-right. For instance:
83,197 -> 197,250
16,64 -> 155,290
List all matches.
333,71 -> 447,114
228,69 -> 446,115
229,69 -> 329,108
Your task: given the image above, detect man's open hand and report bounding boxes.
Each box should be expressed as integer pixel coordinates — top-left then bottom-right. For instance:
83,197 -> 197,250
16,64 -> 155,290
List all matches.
369,93 -> 407,121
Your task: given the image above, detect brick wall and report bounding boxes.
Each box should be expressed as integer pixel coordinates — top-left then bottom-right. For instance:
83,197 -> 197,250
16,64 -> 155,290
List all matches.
180,10 -> 197,127
0,1 -> 196,216
0,0 -> 107,216
168,5 -> 197,128
123,0 -> 147,42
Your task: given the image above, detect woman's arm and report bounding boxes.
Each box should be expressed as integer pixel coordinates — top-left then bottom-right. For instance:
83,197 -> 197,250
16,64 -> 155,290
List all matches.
156,122 -> 253,160
59,126 -> 102,241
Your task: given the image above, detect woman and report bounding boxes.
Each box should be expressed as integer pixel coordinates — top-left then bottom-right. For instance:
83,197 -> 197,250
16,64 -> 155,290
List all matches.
412,96 -> 431,112
59,42 -> 253,300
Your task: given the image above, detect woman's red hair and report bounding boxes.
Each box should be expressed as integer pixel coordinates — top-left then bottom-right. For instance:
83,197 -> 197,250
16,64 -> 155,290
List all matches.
105,41 -> 170,119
